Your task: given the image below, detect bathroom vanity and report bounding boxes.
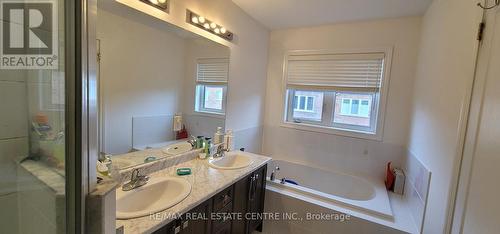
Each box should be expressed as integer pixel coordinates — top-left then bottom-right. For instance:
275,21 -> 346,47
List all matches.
113,150 -> 271,234
152,164 -> 267,234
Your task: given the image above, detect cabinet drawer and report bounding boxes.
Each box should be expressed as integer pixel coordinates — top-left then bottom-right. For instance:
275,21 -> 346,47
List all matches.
213,186 -> 233,212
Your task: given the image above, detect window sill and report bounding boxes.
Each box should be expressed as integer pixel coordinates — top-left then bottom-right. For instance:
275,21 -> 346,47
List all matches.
293,109 -> 315,113
193,111 -> 225,119
339,113 -> 370,118
280,121 -> 382,141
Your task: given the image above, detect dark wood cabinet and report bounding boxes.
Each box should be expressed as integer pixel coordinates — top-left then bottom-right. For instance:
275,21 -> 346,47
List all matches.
233,165 -> 267,234
152,164 -> 267,234
153,200 -> 211,234
152,220 -> 176,234
247,165 -> 267,233
183,199 -> 212,234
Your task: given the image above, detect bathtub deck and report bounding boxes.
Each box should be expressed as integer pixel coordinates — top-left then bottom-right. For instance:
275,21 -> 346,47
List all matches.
265,185 -> 418,234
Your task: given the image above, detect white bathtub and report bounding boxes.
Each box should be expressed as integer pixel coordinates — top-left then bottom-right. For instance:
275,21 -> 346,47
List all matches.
266,160 -> 393,219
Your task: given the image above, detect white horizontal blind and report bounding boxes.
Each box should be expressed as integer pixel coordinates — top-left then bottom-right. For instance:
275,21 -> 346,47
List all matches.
286,53 -> 384,91
197,58 -> 229,84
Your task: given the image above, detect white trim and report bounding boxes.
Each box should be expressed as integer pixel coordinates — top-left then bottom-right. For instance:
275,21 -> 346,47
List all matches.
450,3 -> 490,233
190,112 -> 225,119
280,47 -> 393,141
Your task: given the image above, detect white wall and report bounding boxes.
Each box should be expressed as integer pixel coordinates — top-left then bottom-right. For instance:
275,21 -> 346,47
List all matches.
115,0 -> 270,153
262,17 -> 421,179
182,38 -> 230,116
97,7 -> 187,154
407,0 -> 483,233
182,39 -> 229,137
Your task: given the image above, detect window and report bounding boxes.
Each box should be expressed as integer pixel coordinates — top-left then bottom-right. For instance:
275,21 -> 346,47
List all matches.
283,50 -> 390,138
339,98 -> 371,118
195,58 -> 229,115
294,94 -> 315,112
289,90 -> 324,122
196,84 -> 226,113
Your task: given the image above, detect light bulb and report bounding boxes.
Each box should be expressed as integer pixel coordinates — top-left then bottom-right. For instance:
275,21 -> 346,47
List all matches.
220,27 -> 226,34
191,16 -> 198,24
210,22 -> 217,29
158,0 -> 166,3
198,16 -> 205,23
203,23 -> 210,29
214,28 -> 220,34
149,0 -> 158,4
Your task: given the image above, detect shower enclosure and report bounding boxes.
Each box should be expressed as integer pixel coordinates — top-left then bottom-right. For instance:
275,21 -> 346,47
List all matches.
0,0 -> 96,233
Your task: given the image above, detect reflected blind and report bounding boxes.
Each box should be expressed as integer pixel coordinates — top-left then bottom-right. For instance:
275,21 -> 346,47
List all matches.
197,58 -> 229,84
286,53 -> 385,92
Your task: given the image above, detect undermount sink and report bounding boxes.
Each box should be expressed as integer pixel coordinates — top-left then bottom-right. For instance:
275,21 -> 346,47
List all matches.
116,177 -> 191,219
208,152 -> 253,170
162,142 -> 192,155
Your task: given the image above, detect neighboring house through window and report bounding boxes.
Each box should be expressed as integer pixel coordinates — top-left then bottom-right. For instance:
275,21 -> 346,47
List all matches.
282,49 -> 392,139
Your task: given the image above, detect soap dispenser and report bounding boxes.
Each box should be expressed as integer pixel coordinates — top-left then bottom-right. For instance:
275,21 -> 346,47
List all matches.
214,127 -> 223,144
224,130 -> 234,151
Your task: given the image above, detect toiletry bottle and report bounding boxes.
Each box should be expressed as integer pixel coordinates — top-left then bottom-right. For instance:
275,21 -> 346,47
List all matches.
214,127 -> 223,144
196,136 -> 204,149
204,137 -> 212,156
97,161 -> 109,177
103,154 -> 112,172
224,130 -> 234,151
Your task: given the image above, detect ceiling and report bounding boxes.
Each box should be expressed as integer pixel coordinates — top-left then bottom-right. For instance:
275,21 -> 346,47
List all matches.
232,0 -> 432,30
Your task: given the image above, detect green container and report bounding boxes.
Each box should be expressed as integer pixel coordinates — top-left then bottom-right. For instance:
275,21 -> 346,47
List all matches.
177,168 -> 191,176
204,137 -> 212,154
196,136 -> 204,149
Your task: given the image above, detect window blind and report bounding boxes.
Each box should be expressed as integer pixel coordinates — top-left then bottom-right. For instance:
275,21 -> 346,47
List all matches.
197,58 -> 229,84
286,53 -> 384,92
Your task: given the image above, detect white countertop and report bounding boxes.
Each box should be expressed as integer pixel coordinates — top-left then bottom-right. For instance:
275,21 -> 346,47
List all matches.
115,151 -> 271,234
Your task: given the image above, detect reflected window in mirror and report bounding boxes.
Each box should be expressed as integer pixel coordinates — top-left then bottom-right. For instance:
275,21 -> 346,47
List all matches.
195,58 -> 229,115
196,84 -> 226,114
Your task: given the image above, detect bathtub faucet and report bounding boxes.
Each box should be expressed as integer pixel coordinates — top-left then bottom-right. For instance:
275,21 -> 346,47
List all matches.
270,166 -> 280,181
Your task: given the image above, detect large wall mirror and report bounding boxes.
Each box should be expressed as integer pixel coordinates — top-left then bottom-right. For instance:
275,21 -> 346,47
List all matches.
97,1 -> 230,170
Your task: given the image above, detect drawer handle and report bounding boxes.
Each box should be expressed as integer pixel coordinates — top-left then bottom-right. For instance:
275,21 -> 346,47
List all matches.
183,220 -> 189,229
249,175 -> 256,201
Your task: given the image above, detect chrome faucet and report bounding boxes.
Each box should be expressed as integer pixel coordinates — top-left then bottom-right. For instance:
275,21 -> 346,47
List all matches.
122,169 -> 149,191
213,144 -> 228,158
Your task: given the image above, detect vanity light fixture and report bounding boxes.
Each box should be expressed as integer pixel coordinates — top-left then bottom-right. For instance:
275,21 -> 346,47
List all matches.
186,10 -> 233,41
140,0 -> 169,12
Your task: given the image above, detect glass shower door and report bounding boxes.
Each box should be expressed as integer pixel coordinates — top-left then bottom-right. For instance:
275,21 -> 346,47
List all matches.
0,0 -> 83,233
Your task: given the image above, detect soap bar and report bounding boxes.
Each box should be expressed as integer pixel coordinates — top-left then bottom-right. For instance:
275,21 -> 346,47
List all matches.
177,168 -> 191,176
